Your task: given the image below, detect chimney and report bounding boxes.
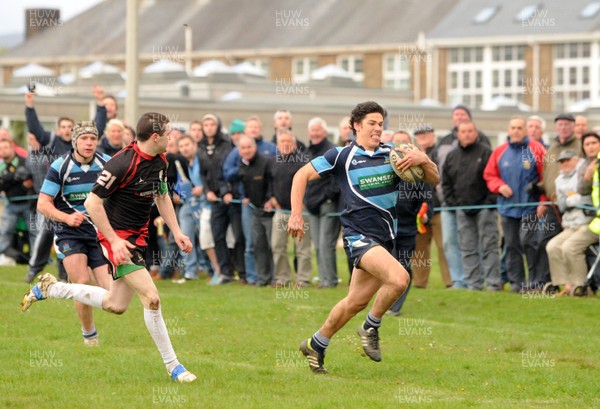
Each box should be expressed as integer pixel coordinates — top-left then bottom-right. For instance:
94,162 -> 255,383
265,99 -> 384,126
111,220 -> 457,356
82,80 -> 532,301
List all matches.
25,9 -> 61,40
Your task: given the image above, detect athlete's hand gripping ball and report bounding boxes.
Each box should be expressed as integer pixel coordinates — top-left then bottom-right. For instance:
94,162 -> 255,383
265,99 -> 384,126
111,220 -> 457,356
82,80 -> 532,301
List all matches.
390,143 -> 426,183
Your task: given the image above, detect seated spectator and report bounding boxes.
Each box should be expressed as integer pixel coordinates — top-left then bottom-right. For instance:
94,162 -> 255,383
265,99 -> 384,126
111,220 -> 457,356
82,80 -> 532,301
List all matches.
546,149 -> 592,295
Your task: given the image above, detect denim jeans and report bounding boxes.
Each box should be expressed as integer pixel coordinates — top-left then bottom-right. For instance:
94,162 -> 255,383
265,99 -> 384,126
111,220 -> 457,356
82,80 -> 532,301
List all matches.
241,204 -> 257,283
308,200 -> 340,287
0,201 -> 36,256
179,202 -> 201,279
441,210 -> 466,288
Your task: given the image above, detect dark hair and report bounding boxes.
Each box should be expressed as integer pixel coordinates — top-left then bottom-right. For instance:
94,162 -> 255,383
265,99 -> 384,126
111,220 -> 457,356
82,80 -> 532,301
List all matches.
104,95 -> 118,110
177,134 -> 195,145
349,101 -> 387,135
124,125 -> 136,138
136,112 -> 170,142
581,131 -> 600,155
57,117 -> 74,127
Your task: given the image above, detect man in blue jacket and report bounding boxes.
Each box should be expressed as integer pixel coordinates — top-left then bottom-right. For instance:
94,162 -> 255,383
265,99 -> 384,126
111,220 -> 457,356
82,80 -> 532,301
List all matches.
484,116 -> 546,292
223,116 -> 276,285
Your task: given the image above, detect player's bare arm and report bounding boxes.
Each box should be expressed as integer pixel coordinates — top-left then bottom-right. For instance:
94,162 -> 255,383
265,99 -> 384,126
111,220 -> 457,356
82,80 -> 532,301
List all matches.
287,162 -> 320,242
155,193 -> 192,254
37,192 -> 88,227
85,192 -> 134,264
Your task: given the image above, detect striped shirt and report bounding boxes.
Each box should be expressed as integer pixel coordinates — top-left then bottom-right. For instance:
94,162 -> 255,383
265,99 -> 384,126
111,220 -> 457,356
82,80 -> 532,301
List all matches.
310,141 -> 400,243
40,151 -> 111,239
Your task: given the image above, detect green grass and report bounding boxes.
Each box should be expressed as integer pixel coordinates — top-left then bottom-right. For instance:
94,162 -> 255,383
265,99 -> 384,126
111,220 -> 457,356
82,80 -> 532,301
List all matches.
2,249 -> 600,409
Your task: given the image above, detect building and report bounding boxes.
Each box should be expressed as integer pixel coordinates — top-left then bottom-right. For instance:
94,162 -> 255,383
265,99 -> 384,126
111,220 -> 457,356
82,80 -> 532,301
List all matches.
1,0 -> 600,143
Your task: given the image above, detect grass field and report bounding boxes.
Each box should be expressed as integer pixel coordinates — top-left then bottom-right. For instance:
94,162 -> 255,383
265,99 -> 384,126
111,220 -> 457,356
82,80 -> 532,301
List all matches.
2,251 -> 600,409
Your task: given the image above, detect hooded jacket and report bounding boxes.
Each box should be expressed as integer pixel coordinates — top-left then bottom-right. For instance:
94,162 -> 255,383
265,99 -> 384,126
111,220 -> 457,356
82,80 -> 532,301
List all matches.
198,120 -> 233,198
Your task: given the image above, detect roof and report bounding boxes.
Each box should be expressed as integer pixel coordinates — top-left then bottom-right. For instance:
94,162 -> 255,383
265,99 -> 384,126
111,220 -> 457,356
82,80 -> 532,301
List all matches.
4,0 -> 458,60
428,0 -> 600,40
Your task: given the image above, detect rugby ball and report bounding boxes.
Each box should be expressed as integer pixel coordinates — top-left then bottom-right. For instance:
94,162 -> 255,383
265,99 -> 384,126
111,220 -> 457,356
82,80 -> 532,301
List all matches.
389,143 -> 425,183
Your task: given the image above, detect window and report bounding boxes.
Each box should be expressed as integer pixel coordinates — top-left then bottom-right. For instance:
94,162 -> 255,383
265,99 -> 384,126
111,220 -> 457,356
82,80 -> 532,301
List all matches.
446,47 -> 485,107
244,58 -> 269,76
492,45 -> 525,62
515,4 -> 539,22
292,57 -> 317,83
473,5 -> 500,24
580,2 -> 600,18
553,42 -> 597,111
505,70 -> 512,87
382,53 -> 411,90
337,55 -> 364,83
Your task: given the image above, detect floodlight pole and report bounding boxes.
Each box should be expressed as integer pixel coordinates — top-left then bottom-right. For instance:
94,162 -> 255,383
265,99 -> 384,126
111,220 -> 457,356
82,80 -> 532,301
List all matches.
125,0 -> 139,126
184,24 -> 193,76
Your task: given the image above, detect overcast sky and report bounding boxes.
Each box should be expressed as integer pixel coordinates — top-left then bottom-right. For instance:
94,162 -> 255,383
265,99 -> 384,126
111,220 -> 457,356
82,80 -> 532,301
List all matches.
0,0 -> 104,36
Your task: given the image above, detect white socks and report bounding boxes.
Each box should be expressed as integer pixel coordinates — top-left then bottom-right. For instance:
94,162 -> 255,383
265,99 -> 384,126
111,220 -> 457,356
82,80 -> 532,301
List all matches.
48,282 -> 106,309
144,308 -> 179,373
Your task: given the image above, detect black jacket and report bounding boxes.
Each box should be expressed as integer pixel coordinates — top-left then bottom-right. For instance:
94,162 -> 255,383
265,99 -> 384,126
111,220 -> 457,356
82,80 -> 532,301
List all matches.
442,141 -> 495,213
432,127 -> 490,205
198,124 -> 233,198
304,138 -> 339,214
270,148 -> 310,210
0,153 -> 34,201
396,179 -> 435,237
98,137 -> 123,157
239,153 -> 273,217
271,132 -> 306,150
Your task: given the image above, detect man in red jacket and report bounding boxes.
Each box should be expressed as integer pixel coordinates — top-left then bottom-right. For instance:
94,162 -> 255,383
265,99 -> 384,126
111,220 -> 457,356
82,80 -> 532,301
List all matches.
484,116 -> 546,292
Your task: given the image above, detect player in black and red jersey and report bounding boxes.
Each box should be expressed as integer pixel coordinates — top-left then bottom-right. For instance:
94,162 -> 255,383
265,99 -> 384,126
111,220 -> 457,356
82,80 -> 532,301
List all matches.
21,112 -> 196,383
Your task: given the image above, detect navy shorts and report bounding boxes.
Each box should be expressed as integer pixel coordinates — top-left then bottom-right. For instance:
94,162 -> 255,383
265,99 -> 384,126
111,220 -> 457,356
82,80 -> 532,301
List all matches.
55,237 -> 108,269
343,234 -> 394,270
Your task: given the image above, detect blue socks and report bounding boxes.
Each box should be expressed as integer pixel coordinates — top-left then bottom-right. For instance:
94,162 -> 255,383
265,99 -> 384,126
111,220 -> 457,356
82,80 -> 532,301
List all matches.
363,311 -> 382,331
310,331 -> 330,354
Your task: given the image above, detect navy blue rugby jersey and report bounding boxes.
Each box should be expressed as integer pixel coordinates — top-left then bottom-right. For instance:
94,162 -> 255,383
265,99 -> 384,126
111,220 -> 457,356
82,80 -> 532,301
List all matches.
41,151 -> 111,239
310,141 -> 400,243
